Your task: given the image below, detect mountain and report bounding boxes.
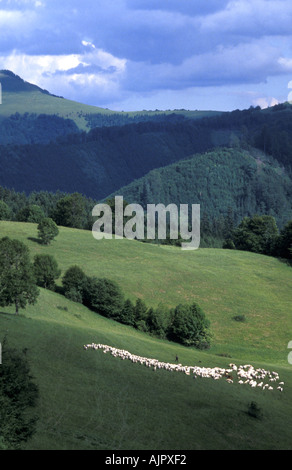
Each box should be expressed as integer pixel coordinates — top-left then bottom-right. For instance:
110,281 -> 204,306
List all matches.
0,70 -> 222,140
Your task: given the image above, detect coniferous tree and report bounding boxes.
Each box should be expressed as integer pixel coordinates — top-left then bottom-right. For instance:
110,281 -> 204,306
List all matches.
0,200 -> 10,220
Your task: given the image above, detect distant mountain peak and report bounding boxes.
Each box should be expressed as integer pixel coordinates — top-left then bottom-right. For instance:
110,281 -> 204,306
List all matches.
0,69 -> 62,98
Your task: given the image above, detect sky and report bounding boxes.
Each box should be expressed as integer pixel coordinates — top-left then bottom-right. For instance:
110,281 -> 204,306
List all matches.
1,0 -> 292,111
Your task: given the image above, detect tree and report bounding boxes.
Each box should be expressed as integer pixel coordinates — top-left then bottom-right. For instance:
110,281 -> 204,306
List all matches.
134,298 -> 148,329
232,215 -> 279,255
146,305 -> 169,339
37,217 -> 59,245
118,298 -> 136,326
222,238 -> 235,250
62,265 -> 87,303
16,204 -> 45,223
276,220 -> 292,259
83,277 -> 124,319
0,237 -> 39,314
53,193 -> 87,229
0,200 -> 10,220
33,254 -> 61,290
168,303 -> 211,349
0,341 -> 39,449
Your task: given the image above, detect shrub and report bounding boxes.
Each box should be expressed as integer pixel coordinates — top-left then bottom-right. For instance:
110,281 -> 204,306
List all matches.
232,314 -> 246,322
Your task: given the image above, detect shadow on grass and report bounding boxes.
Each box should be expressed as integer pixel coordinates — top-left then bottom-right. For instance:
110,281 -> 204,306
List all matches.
27,237 -> 43,245
0,310 -> 17,317
54,285 -> 64,296
276,257 -> 292,268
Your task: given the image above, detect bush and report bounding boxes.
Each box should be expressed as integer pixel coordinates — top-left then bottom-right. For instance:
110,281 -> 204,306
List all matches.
232,314 -> 246,322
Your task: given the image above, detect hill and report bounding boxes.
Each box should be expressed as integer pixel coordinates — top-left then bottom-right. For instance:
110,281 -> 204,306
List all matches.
1,221 -> 291,362
0,120 -> 213,198
0,221 -> 291,450
107,147 -> 292,229
0,70 -> 222,141
0,70 -> 115,131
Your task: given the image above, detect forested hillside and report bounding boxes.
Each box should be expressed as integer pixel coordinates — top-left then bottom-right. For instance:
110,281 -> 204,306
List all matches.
0,120 -> 213,198
108,147 -> 292,229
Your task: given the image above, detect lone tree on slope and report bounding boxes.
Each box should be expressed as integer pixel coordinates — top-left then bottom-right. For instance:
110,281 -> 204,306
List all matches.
0,237 -> 39,315
37,217 -> 59,245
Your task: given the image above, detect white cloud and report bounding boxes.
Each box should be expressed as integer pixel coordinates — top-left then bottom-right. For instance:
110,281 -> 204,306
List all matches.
0,8 -> 35,26
202,0 -> 292,36
0,45 -> 127,103
254,97 -> 279,109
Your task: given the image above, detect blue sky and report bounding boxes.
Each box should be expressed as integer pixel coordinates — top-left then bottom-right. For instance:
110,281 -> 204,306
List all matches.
1,0 -> 292,111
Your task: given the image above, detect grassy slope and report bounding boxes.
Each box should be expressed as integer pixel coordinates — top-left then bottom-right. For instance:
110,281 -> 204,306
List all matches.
0,91 -> 222,131
0,221 -> 291,450
0,70 -> 223,130
0,90 -> 114,130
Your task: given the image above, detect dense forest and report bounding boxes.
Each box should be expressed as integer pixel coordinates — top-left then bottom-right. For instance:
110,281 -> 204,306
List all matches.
0,102 -> 292,202
108,147 -> 292,229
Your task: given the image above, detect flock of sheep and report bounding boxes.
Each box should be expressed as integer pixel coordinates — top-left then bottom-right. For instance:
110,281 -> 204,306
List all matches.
83,343 -> 284,392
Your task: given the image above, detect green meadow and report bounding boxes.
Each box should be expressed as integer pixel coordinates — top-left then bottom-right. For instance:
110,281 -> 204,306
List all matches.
0,221 -> 291,449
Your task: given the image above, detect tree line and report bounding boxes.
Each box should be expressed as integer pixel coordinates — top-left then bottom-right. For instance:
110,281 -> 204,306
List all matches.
223,214 -> 292,260
0,186 -> 291,257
